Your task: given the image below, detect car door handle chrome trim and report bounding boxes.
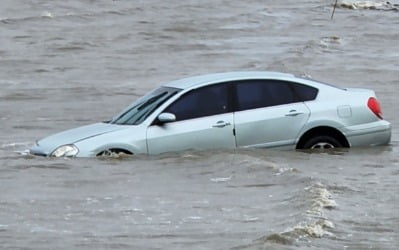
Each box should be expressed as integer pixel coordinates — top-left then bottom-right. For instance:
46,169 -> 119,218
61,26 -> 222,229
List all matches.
212,121 -> 231,128
285,110 -> 304,117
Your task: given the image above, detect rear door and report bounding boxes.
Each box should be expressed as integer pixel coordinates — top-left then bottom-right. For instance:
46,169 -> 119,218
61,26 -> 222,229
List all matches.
147,83 -> 235,154
233,80 -> 313,148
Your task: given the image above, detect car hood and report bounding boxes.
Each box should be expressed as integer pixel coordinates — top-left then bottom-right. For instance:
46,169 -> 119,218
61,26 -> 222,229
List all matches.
31,122 -> 127,156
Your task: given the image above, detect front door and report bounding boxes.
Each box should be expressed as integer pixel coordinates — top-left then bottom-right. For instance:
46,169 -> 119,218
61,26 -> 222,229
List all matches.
147,82 -> 236,154
147,113 -> 235,154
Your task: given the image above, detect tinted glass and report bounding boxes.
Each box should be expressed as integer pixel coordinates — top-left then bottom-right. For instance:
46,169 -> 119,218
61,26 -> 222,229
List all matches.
110,87 -> 180,125
235,80 -> 318,111
291,83 -> 318,101
165,83 -> 229,121
235,80 -> 297,111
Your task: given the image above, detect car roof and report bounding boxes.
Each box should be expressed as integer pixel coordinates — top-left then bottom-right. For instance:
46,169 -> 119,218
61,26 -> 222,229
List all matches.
162,71 -> 297,89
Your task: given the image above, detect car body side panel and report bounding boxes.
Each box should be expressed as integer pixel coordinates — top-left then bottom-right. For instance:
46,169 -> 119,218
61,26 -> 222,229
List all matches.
298,86 -> 391,148
342,120 -> 391,146
234,103 -> 311,148
74,125 -> 148,157
146,113 -> 236,155
305,87 -> 379,126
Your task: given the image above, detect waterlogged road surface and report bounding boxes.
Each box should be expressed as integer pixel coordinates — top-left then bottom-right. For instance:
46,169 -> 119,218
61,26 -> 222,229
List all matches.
1,0 -> 399,249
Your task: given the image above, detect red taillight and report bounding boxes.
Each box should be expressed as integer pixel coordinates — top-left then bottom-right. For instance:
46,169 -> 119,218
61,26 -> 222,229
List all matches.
367,97 -> 383,119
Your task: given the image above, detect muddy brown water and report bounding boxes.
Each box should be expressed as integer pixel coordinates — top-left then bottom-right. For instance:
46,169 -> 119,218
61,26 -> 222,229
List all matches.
1,0 -> 398,249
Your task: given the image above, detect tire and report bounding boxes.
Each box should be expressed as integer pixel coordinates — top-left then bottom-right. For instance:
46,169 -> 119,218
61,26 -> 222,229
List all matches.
302,135 -> 342,149
96,149 -> 132,157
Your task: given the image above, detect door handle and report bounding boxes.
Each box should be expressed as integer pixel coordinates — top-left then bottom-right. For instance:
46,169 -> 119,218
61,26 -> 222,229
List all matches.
285,110 -> 304,117
212,121 -> 231,128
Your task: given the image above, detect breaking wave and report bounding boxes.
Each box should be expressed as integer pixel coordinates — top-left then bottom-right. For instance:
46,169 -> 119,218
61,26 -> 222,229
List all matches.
261,182 -> 337,246
264,219 -> 334,245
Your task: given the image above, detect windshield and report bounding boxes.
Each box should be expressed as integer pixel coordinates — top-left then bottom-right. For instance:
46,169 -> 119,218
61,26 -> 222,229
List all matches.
110,86 -> 180,125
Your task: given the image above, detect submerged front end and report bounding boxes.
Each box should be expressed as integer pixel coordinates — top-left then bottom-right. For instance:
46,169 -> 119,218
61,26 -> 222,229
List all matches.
30,122 -> 128,157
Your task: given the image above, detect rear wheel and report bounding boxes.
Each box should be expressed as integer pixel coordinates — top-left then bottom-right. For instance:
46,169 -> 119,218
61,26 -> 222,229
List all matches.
303,135 -> 342,149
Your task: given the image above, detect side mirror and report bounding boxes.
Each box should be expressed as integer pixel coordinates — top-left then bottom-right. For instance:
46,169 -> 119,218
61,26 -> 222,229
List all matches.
157,112 -> 176,124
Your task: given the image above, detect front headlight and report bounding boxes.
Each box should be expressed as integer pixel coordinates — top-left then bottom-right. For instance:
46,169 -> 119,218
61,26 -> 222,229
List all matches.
51,144 -> 79,157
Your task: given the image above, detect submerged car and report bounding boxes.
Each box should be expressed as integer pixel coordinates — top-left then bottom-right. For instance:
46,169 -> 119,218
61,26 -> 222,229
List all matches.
30,71 -> 391,157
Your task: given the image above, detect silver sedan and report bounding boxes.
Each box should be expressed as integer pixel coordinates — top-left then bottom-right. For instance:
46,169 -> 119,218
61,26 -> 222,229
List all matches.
30,71 -> 391,157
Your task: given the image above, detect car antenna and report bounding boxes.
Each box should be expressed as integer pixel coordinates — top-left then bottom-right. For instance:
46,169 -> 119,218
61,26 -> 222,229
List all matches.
331,0 -> 338,19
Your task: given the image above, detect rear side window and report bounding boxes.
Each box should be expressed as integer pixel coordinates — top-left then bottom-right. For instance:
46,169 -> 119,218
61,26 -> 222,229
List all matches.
235,80 -> 318,111
164,83 -> 230,121
235,80 -> 295,111
291,83 -> 318,101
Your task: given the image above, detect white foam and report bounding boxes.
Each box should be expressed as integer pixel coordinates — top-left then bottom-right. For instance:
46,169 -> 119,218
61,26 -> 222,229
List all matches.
41,11 -> 54,18
210,176 -> 232,183
243,216 -> 260,222
292,219 -> 334,238
278,182 -> 338,240
274,167 -> 297,175
337,0 -> 397,10
280,219 -> 335,239
16,149 -> 30,156
305,182 -> 337,216
187,216 -> 202,220
1,141 -> 32,150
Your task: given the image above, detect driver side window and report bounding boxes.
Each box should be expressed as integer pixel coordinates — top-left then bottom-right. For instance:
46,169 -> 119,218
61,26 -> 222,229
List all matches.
164,83 -> 230,121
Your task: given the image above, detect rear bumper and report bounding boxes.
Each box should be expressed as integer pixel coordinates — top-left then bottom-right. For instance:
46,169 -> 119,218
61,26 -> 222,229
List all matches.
344,120 -> 391,147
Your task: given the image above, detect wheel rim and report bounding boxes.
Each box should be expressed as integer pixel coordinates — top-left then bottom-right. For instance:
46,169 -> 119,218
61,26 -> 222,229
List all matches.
311,142 -> 335,149
98,149 -> 131,158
